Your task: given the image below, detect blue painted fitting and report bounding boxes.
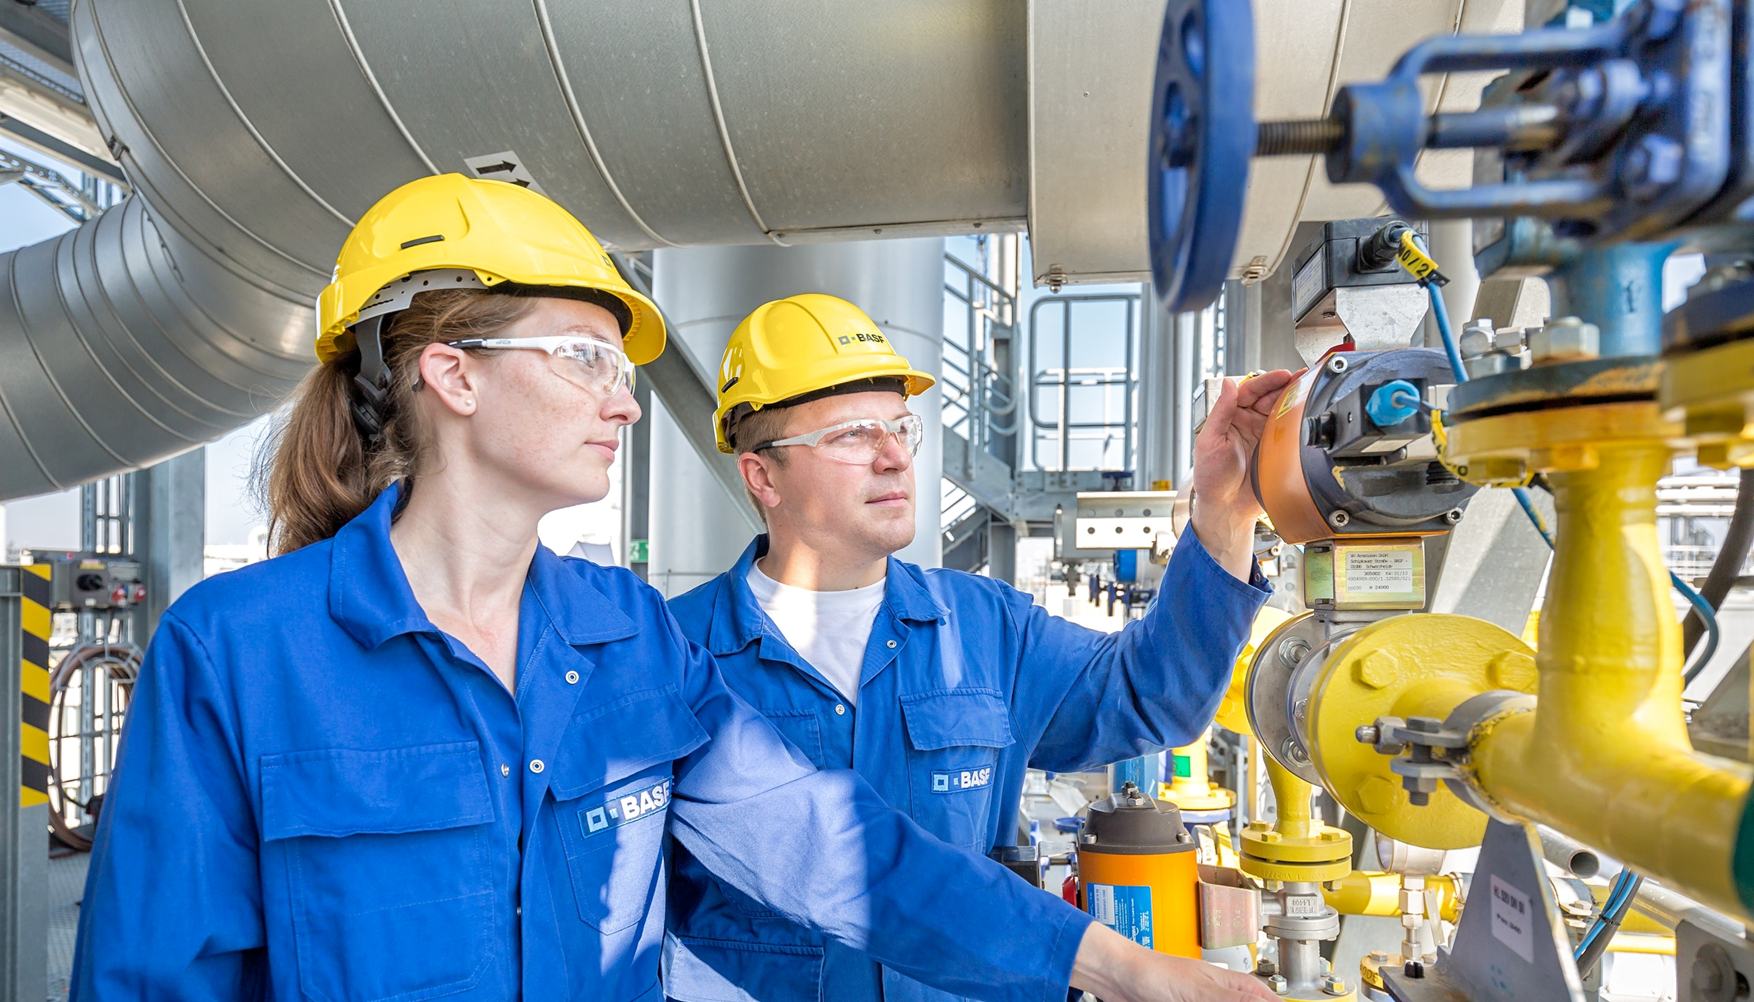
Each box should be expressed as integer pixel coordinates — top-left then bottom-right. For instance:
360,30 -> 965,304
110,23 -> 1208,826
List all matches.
1546,242 -> 1677,358
1366,379 -> 1422,427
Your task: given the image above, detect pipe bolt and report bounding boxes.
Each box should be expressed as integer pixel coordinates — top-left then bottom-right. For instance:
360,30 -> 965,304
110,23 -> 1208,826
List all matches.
1352,650 -> 1400,690
1322,975 -> 1349,996
1458,321 -> 1494,359
1529,316 -> 1600,364
1266,973 -> 1289,994
1355,775 -> 1399,814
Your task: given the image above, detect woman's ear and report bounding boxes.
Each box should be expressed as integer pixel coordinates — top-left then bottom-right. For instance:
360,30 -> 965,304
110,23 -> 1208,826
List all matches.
419,343 -> 479,416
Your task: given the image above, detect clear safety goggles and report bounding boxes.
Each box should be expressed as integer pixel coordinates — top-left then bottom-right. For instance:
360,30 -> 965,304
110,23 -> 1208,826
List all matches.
754,414 -> 924,466
447,335 -> 635,397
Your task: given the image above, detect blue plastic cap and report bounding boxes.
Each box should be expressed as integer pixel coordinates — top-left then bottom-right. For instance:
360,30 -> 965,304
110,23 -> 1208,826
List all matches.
1366,379 -> 1421,427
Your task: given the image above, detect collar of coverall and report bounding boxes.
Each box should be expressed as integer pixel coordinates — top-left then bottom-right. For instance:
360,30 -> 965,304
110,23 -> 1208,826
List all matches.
328,481 -> 640,651
706,533 -> 949,657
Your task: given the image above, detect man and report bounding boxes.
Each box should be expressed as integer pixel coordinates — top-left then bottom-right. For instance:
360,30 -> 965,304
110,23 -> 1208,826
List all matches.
664,293 -> 1292,1002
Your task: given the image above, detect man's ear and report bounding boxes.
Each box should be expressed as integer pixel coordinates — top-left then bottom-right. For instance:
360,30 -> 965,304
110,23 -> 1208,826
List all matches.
739,451 -> 783,513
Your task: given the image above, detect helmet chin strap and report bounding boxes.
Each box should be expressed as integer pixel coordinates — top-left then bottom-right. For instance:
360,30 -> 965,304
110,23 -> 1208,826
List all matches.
349,314 -> 392,443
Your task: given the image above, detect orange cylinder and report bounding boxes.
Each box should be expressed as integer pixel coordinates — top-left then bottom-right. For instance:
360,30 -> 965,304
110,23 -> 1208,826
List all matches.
1254,367 -> 1328,544
1076,783 -> 1201,958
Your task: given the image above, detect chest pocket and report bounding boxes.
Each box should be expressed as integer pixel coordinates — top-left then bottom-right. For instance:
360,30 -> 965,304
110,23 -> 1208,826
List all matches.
759,708 -> 824,768
260,741 -> 494,1002
899,688 -> 1015,852
549,685 -> 709,934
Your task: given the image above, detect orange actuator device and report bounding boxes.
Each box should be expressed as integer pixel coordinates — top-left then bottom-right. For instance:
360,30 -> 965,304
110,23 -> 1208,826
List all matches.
1076,782 -> 1201,958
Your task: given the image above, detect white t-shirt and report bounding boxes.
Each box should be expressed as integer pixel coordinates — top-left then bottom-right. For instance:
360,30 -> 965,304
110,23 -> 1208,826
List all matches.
746,562 -> 886,706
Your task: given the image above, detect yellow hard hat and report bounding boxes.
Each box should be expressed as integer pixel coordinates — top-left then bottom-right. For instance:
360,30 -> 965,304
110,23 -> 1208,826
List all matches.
714,293 -> 935,453
315,173 -> 665,365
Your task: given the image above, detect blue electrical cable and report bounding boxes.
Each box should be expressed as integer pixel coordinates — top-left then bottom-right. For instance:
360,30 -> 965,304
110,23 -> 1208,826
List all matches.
1676,571 -> 1720,684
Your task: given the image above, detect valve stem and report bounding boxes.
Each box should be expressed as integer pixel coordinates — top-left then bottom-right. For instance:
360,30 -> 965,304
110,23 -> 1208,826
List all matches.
1256,119 -> 1344,156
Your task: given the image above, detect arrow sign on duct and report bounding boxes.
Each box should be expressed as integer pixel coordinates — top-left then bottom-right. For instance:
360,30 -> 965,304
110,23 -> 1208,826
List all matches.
462,150 -> 546,195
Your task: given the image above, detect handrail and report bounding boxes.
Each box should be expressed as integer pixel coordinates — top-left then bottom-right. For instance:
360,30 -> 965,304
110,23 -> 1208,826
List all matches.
1027,293 -> 1139,472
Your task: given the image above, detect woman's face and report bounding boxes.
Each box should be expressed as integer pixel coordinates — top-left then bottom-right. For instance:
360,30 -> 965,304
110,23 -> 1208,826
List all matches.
424,296 -> 640,513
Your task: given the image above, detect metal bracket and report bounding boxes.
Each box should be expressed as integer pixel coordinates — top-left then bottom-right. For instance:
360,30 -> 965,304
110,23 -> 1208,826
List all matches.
1678,918 -> 1754,1001
1382,820 -> 1586,1002
1359,691 -> 1533,810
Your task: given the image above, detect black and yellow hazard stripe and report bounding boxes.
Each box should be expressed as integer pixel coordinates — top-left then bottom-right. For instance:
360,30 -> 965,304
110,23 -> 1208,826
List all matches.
20,564 -> 50,808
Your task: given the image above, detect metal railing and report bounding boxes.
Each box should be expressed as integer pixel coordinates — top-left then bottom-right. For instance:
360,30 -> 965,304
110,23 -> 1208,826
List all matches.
1663,546 -> 1754,582
1027,293 -> 1139,472
942,254 -> 1018,458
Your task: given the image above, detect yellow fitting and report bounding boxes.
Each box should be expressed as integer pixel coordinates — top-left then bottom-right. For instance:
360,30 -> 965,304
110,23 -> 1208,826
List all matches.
1310,613 -> 1535,849
1456,435 -> 1753,920
1240,758 -> 1352,883
1215,606 -> 1292,738
1158,736 -> 1236,814
1323,871 -> 1460,922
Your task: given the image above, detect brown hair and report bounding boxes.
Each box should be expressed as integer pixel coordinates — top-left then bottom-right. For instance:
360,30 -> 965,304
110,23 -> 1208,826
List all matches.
262,289 -> 542,555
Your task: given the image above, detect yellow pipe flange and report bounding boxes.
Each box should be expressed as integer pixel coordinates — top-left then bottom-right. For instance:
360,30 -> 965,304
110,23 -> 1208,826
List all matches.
1214,606 -> 1293,737
1239,758 -> 1353,883
1307,613 -> 1535,850
1660,338 -> 1754,468
1359,952 -> 1403,991
1442,400 -> 1682,481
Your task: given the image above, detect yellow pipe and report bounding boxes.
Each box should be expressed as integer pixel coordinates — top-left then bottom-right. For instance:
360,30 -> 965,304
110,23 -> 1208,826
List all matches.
1268,756 -> 1316,840
1323,872 -> 1461,922
1467,440 -> 1752,920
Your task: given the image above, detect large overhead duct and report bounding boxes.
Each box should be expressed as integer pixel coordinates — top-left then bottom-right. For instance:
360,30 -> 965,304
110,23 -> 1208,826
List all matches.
0,0 -> 1492,499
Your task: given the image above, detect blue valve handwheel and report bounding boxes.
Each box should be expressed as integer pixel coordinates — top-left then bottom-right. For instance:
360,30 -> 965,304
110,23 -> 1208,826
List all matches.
1148,0 -> 1256,314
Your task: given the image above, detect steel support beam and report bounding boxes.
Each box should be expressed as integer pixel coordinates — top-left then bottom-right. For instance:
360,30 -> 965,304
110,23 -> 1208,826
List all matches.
611,254 -> 761,538
131,448 -> 206,638
0,5 -> 73,80
0,566 -> 46,1002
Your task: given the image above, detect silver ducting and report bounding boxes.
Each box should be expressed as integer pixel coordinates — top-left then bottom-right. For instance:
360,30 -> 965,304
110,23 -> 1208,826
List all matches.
0,0 -> 1033,499
0,0 -> 1499,498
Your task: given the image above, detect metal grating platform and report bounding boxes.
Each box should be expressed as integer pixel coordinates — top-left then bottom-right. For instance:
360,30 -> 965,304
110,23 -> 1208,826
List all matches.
45,850 -> 86,1002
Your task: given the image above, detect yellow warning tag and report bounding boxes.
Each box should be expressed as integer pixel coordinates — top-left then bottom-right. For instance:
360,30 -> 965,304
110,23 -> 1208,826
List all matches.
1396,230 -> 1449,287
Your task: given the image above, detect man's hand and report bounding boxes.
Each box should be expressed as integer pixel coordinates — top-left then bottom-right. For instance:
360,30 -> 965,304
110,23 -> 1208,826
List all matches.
1070,923 -> 1277,1002
1189,370 -> 1299,581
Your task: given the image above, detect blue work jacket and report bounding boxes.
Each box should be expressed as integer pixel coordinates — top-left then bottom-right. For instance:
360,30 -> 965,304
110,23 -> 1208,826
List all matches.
71,485 -> 1094,1002
664,531 -> 1270,1002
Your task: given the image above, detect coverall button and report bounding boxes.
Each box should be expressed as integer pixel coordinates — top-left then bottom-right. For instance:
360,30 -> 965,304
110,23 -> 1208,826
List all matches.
835,704 -> 846,715
886,639 -> 896,648
529,759 -> 545,774
500,763 -> 510,777
565,670 -> 579,684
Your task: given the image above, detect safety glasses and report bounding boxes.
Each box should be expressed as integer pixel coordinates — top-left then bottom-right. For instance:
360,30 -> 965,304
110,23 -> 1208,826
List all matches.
754,414 -> 924,466
447,335 -> 635,397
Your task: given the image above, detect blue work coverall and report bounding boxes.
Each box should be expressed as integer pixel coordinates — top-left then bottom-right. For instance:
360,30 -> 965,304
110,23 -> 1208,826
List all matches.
71,485 -> 1094,1002
663,531 -> 1270,1002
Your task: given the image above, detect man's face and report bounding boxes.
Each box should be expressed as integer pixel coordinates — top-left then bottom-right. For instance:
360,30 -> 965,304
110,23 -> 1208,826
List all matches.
752,390 -> 917,561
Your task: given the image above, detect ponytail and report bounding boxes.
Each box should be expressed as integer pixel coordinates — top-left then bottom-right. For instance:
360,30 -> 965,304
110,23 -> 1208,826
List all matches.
263,287 -> 543,555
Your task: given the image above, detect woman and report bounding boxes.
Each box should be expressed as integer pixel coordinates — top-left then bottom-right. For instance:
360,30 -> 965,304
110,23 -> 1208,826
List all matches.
71,174 -> 1273,1002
